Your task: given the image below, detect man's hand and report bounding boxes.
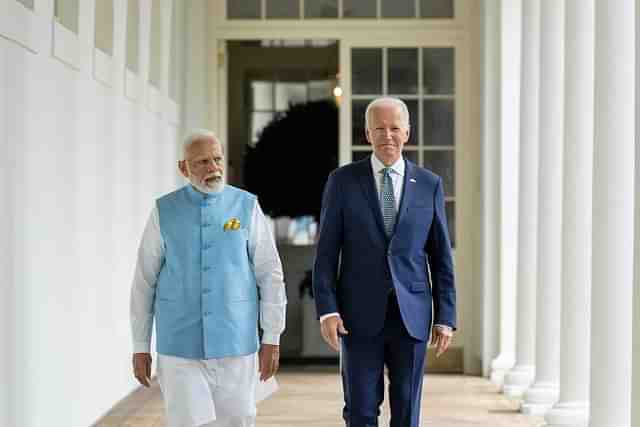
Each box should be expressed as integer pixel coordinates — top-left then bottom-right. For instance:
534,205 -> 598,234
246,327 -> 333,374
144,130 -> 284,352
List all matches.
132,353 -> 152,387
430,326 -> 453,358
320,315 -> 349,352
259,344 -> 280,382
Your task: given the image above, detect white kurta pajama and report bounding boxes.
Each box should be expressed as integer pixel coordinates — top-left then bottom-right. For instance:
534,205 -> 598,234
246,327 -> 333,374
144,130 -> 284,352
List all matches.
131,186 -> 286,427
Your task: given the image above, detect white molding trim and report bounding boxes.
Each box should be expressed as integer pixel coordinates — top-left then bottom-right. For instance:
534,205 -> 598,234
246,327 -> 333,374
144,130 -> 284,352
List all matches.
0,0 -> 42,52
124,68 -> 140,101
146,84 -> 162,113
52,19 -> 80,70
93,48 -> 114,87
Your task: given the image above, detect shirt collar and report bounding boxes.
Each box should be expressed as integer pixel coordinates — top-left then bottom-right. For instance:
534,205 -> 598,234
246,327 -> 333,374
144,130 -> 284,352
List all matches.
370,153 -> 405,177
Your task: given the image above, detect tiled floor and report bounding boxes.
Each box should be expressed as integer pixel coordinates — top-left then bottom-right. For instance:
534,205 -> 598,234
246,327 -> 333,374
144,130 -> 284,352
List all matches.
97,367 -> 544,426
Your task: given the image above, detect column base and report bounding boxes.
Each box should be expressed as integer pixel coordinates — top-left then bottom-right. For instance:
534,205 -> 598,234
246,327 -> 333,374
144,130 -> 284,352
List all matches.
503,365 -> 535,398
544,401 -> 589,427
490,353 -> 515,386
521,381 -> 559,416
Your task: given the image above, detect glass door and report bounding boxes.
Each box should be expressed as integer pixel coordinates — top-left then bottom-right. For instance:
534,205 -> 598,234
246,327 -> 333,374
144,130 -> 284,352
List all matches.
343,44 -> 457,247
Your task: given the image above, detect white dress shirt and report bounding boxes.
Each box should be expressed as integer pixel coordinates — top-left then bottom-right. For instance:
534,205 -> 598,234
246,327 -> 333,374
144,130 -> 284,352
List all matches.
131,189 -> 287,354
320,155 -> 452,336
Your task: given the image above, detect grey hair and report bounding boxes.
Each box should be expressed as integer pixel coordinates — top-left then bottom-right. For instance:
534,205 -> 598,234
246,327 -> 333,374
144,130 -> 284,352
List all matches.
182,128 -> 223,157
364,97 -> 411,129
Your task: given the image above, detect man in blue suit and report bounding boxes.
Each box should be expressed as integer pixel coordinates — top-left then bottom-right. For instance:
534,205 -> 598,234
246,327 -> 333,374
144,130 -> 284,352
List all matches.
313,97 -> 456,427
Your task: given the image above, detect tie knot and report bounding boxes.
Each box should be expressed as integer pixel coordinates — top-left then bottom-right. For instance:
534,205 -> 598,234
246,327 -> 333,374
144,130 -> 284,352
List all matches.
382,167 -> 392,177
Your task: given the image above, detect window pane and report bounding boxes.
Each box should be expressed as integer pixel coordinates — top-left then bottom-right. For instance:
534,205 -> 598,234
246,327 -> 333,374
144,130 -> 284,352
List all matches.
401,99 -> 418,145
445,201 -> 455,247
352,100 -> 370,146
126,0 -> 139,72
403,149 -> 418,164
252,82 -> 274,111
276,83 -> 307,111
352,150 -> 372,162
55,0 -> 79,33
252,112 -> 276,144
423,150 -> 455,197
227,0 -> 260,19
423,48 -> 455,95
149,0 -> 162,86
95,0 -> 114,55
381,0 -> 415,18
352,49 -> 382,94
267,0 -> 300,19
17,0 -> 34,10
421,0 -> 454,18
305,0 -> 338,18
388,49 -> 418,95
423,99 -> 454,146
343,0 -> 376,18
309,80 -> 333,101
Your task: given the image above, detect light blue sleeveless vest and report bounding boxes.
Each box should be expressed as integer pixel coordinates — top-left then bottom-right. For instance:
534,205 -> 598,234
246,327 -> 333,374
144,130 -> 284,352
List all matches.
155,184 -> 259,359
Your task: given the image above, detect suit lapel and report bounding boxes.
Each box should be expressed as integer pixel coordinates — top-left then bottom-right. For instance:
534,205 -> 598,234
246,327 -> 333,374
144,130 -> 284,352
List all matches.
395,159 -> 416,229
357,157 -> 387,236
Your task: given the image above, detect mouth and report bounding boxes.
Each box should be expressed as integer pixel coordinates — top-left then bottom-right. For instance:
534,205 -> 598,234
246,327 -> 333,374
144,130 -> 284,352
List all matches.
204,175 -> 222,185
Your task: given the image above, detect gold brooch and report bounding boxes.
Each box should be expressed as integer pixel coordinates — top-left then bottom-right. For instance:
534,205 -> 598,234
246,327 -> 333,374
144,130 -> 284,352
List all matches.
223,218 -> 241,231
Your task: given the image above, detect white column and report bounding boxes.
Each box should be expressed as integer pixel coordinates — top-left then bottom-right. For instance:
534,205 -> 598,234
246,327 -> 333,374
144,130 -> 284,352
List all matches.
589,1 -> 636,426
634,2 -> 640,422
544,0 -> 594,425
503,0 -> 540,398
490,0 -> 521,385
0,36 -> 11,427
480,0 -> 501,377
521,0 -> 564,415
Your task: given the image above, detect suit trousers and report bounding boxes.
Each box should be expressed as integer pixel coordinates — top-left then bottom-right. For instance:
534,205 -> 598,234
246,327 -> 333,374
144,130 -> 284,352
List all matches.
340,293 -> 428,427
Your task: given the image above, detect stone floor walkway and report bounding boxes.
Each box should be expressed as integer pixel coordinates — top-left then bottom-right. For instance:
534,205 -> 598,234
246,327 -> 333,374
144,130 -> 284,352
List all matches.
97,367 -> 544,426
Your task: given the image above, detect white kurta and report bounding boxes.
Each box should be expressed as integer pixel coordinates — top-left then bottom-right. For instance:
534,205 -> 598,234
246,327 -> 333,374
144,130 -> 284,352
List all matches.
130,189 -> 287,427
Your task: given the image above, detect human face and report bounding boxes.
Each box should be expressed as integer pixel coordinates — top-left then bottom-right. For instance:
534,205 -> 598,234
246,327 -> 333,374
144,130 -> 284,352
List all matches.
178,137 -> 225,193
365,104 -> 410,166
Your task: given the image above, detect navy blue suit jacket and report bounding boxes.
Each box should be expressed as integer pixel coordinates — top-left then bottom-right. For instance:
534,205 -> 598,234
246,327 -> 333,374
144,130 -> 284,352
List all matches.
313,157 -> 456,341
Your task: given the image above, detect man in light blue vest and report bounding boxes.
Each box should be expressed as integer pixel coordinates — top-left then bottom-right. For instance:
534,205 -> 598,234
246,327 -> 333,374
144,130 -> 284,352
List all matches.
130,129 -> 287,427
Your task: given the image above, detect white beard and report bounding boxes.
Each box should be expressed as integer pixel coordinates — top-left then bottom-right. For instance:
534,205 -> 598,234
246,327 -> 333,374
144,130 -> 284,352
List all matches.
190,175 -> 224,194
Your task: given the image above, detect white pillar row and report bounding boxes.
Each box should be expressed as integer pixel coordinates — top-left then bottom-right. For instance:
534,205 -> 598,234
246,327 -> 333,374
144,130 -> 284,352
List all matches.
589,1 -> 636,426
503,0 -> 540,398
489,0 -> 521,386
521,0 -> 564,415
480,0 -> 501,378
544,0 -> 594,425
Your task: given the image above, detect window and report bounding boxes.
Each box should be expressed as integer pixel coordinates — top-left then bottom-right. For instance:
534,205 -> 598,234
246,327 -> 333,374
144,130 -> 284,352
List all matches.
250,79 -> 333,145
55,0 -> 79,33
148,0 -> 162,87
126,0 -> 140,72
95,0 -> 114,55
226,0 -> 454,19
351,47 -> 456,246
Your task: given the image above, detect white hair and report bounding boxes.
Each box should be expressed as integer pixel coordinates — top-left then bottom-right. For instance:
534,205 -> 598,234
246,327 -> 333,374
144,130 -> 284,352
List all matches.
364,97 -> 411,129
182,128 -> 223,157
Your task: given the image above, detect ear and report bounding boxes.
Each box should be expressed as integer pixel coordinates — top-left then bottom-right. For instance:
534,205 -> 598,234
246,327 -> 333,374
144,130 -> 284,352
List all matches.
178,160 -> 189,178
365,128 -> 373,145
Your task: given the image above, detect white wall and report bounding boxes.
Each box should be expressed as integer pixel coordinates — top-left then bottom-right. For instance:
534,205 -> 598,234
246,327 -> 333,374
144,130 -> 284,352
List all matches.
0,0 -> 184,425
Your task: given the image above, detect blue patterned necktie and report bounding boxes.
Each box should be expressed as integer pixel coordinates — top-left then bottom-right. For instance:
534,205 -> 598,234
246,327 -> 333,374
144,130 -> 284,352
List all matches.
380,167 -> 397,236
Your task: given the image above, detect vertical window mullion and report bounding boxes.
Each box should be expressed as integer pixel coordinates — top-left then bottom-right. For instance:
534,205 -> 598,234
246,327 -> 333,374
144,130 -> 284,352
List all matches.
418,47 -> 424,165
382,48 -> 388,95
